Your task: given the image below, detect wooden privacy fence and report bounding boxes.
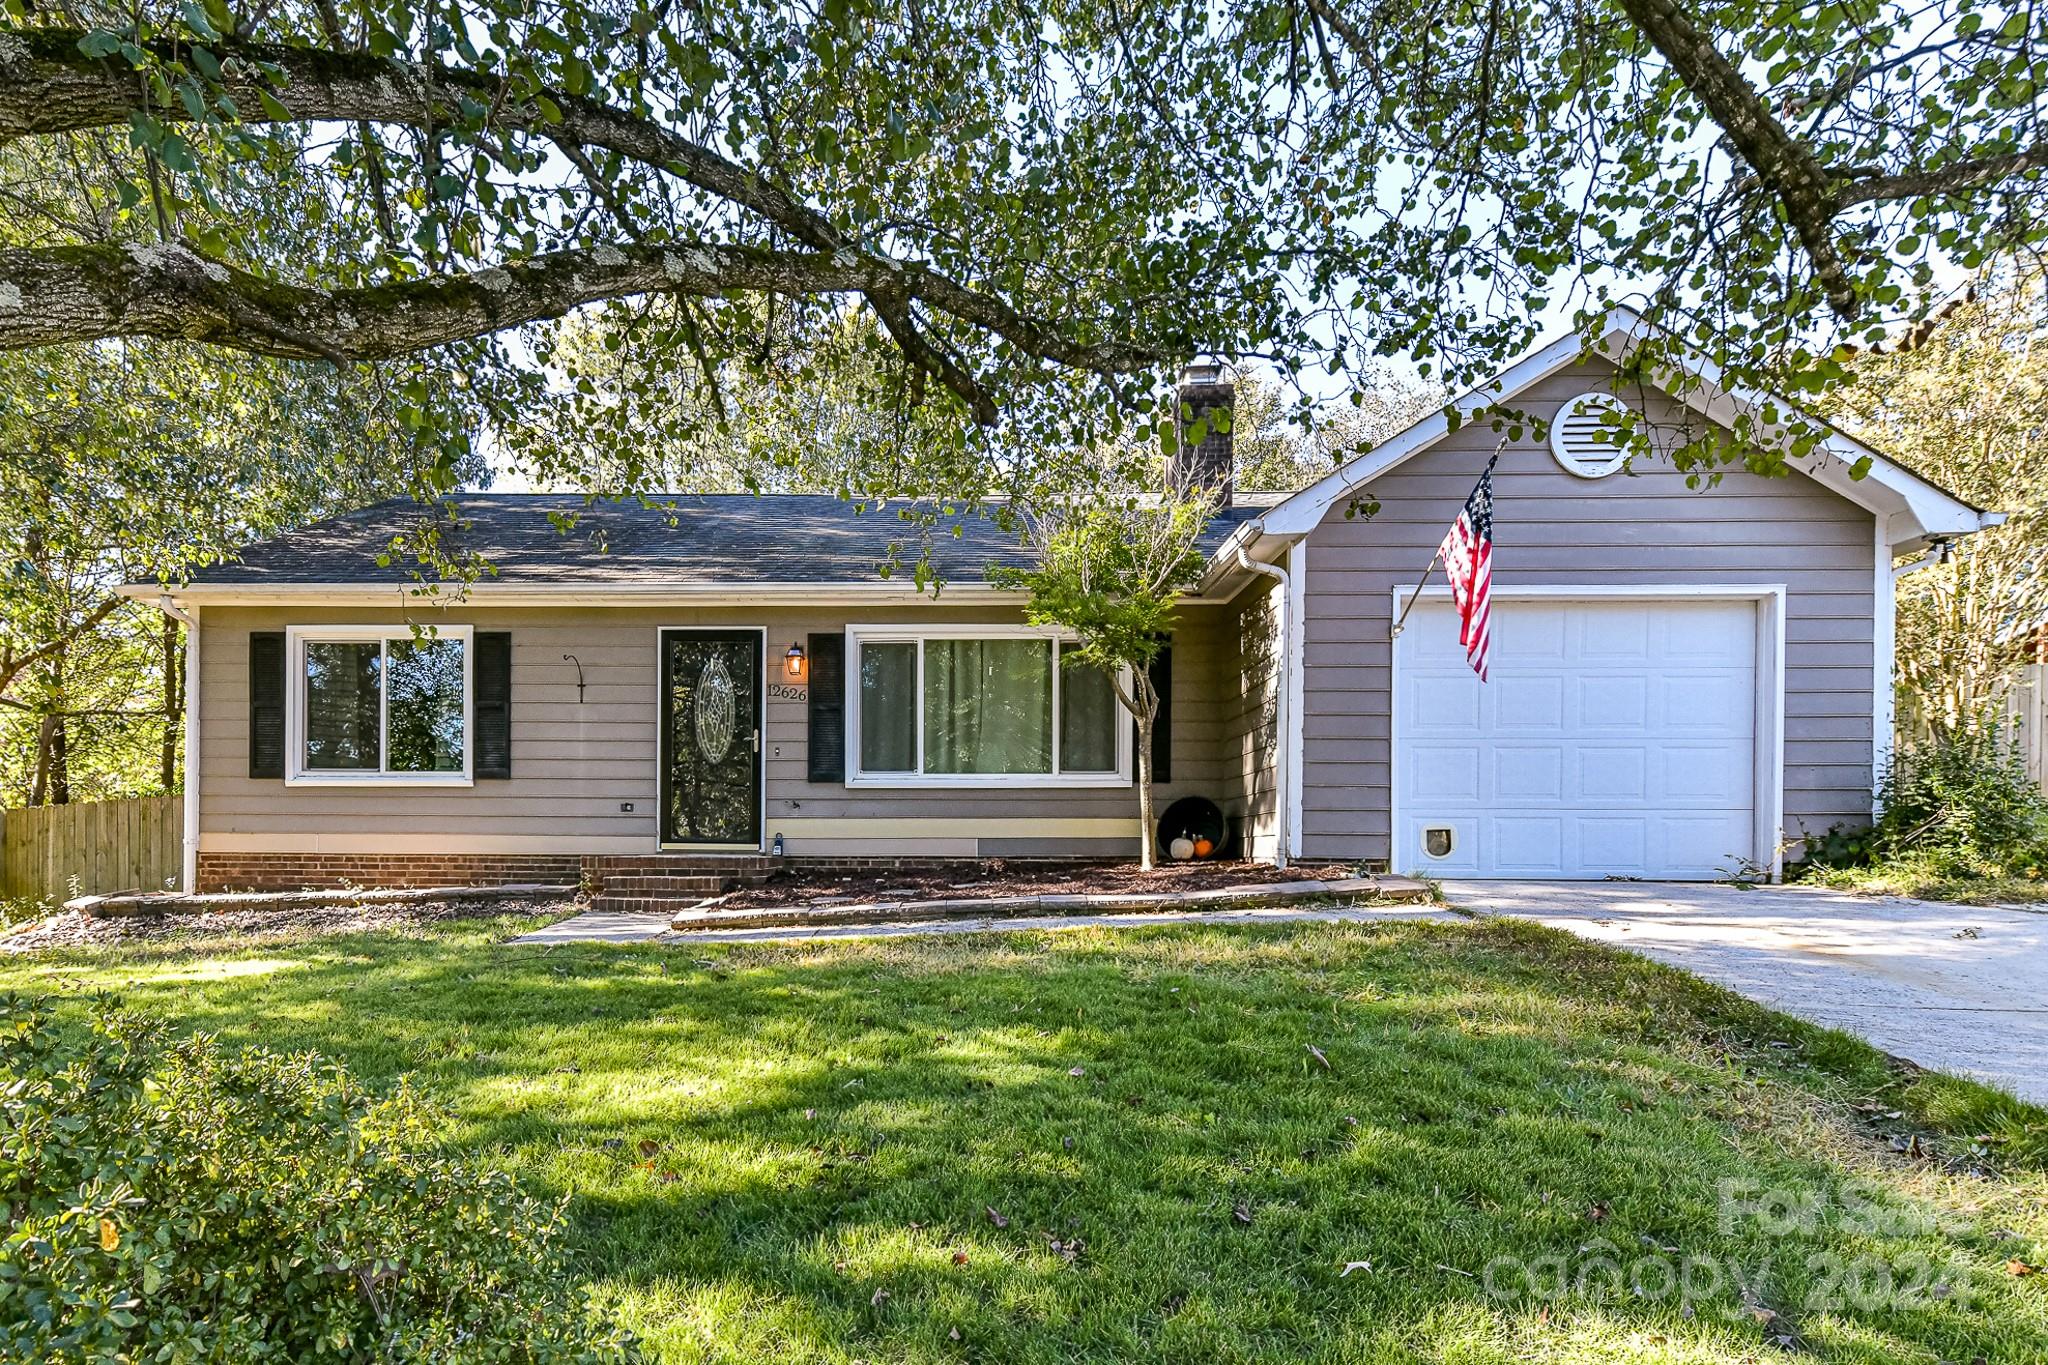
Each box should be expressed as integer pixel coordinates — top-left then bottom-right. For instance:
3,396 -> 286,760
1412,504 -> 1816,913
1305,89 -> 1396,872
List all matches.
0,796 -> 182,902
2005,664 -> 2048,792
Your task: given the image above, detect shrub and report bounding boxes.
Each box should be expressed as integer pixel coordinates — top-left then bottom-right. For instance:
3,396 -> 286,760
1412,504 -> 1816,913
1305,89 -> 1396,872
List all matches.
1802,722 -> 2048,878
0,994 -> 638,1363
0,897 -> 45,933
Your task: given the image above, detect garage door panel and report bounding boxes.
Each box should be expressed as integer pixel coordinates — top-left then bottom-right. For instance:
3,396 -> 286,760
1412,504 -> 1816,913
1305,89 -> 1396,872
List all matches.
1661,744 -> 1750,803
1661,676 -> 1752,733
1578,675 -> 1649,729
1577,817 -> 1649,871
1494,675 -> 1565,730
1578,607 -> 1652,662
1508,608 -> 1569,659
1491,816 -> 1569,874
1657,813 -> 1755,877
1405,673 -> 1481,730
1661,607 -> 1756,661
1407,743 -> 1481,801
1577,748 -> 1648,801
1396,598 -> 1759,880
1493,746 -> 1564,800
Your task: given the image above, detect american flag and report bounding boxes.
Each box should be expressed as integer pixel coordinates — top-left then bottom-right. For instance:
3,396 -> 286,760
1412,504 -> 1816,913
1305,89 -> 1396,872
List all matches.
1438,455 -> 1497,681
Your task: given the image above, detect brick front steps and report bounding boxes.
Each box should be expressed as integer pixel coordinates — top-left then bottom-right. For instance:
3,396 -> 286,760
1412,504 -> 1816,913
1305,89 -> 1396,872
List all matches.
585,855 -> 783,913
662,875 -> 1432,934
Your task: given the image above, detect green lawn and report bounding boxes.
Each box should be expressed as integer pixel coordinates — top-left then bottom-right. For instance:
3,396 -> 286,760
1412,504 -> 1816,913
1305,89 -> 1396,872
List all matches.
4,913 -> 2045,1363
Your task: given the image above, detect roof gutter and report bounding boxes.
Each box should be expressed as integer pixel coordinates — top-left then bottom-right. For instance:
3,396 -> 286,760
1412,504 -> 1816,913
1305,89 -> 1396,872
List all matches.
130,577 -> 1251,608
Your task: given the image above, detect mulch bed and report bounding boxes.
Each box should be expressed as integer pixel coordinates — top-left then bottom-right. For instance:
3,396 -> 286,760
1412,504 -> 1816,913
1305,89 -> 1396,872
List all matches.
711,860 -> 1353,911
0,895 -> 580,954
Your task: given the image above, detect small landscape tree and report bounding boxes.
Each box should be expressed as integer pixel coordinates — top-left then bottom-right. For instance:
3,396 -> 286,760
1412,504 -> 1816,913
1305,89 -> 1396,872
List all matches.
995,484 -> 1210,871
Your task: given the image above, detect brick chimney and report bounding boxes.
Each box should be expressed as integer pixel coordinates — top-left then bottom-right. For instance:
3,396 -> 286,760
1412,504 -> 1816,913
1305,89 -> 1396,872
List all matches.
1171,361 -> 1234,508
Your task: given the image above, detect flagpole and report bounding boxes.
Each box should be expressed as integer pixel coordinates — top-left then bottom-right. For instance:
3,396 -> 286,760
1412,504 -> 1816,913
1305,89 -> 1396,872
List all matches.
1391,443 -> 1503,640
1389,552 -> 1441,639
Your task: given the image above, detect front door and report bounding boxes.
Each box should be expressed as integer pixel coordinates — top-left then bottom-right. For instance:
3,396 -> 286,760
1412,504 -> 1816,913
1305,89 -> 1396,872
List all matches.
658,629 -> 763,847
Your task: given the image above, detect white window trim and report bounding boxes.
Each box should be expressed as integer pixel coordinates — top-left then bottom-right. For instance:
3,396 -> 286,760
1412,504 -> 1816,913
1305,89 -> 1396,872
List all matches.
285,624 -> 475,787
844,624 -> 1134,789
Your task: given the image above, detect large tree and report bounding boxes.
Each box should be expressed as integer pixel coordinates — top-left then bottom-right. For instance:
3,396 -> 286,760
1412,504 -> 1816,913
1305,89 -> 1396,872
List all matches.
4,0 -> 2047,501
1818,268 -> 2048,741
0,339 -> 486,806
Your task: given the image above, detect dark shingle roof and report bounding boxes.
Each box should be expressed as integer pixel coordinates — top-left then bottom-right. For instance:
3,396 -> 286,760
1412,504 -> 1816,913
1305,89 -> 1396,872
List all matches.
179,493 -> 1268,586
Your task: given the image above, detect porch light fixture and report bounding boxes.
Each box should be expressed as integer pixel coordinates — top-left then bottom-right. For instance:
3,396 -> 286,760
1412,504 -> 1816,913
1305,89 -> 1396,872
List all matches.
785,641 -> 806,679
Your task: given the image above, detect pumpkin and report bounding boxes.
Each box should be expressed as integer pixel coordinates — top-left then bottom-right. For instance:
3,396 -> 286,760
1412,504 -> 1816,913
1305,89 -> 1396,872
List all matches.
1169,836 -> 1196,861
1192,837 -> 1215,859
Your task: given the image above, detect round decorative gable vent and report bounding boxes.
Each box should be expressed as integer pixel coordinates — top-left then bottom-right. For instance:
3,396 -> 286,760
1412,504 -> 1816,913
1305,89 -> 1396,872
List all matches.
1549,392 -> 1631,479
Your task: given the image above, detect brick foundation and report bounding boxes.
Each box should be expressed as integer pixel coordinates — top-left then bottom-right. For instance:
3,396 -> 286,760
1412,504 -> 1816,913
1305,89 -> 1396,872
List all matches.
195,851 -> 1118,894
196,852 -> 583,893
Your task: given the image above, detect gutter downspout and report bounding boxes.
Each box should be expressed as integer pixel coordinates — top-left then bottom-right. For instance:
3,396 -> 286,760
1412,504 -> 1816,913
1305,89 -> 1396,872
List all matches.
158,595 -> 200,894
1235,541 -> 1291,870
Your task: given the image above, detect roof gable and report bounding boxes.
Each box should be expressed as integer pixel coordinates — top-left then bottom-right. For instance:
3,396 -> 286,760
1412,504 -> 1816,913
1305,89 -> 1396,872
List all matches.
1256,308 -> 1994,554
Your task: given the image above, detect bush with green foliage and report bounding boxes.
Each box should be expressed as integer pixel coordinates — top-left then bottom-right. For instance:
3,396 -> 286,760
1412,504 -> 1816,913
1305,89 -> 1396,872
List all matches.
1800,723 -> 2048,880
0,993 -> 637,1363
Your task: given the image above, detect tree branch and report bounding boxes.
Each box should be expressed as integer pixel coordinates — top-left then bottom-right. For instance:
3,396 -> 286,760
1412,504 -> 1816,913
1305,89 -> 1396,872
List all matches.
1836,140 -> 2048,209
0,238 -> 1162,377
867,290 -> 996,425
0,596 -> 121,698
1304,0 -> 1867,318
1611,0 -> 1858,317
0,28 -> 1169,400
1,29 -> 841,250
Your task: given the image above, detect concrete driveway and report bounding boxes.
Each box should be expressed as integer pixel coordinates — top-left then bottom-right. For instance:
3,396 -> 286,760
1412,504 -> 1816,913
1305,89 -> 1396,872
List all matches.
1445,880 -> 2048,1105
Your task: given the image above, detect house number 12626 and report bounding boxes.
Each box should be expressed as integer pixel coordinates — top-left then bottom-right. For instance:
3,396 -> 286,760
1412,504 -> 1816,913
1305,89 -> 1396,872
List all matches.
767,683 -> 808,701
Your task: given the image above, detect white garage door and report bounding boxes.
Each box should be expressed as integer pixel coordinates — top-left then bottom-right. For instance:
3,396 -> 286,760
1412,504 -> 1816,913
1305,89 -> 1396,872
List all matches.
1394,597 -> 1759,880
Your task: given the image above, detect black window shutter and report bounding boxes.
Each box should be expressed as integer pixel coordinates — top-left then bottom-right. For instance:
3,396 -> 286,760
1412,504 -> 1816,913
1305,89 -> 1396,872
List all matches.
1134,643 -> 1172,786
473,631 -> 513,779
808,632 -> 846,783
249,631 -> 286,779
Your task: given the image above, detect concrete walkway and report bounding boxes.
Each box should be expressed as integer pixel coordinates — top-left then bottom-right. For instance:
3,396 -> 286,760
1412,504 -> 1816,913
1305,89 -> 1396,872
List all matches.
509,911 -> 673,945
661,901 -> 1459,944
1446,879 -> 2048,1105
509,901 -> 1459,947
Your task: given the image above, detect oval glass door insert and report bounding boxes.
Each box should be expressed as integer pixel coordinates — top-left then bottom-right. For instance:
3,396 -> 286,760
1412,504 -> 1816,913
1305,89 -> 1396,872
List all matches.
695,654 -> 738,763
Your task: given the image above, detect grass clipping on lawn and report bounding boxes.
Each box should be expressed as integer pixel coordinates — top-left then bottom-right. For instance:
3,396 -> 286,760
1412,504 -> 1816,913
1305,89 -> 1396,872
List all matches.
3,914 -> 2044,1364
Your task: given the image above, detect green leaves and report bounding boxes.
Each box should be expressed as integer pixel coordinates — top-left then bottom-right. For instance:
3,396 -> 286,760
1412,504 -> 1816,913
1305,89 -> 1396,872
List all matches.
76,29 -> 125,59
11,0 -> 2048,515
0,993 -> 639,1362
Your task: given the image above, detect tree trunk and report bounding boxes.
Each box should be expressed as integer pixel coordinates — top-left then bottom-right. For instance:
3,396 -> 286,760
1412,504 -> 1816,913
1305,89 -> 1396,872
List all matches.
1135,712 -> 1156,872
28,654 -> 69,806
50,710 -> 68,805
161,616 -> 184,791
1130,667 -> 1163,872
28,713 -> 55,807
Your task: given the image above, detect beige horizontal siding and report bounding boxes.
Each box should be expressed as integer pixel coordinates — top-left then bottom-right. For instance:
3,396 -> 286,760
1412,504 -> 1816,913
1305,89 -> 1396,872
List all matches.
1300,357 -> 1879,864
1217,577 -> 1282,857
198,601 -> 1232,857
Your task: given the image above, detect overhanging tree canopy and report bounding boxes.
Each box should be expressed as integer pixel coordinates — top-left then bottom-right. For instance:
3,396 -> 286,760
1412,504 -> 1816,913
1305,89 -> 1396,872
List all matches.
3,0 -> 2046,493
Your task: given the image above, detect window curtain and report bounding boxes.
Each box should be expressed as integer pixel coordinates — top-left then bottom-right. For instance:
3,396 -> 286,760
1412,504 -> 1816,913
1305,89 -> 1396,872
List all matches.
924,639 -> 1051,774
1059,654 -> 1119,773
859,641 -> 918,771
